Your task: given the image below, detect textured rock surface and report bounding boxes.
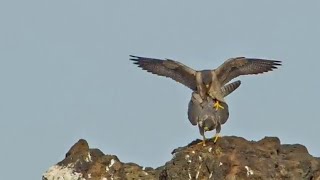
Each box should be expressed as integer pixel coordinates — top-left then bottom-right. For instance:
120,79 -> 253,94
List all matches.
43,137 -> 320,180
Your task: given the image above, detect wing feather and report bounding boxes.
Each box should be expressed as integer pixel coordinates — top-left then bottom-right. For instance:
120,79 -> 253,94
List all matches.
188,93 -> 202,126
130,55 -> 197,90
215,57 -> 282,85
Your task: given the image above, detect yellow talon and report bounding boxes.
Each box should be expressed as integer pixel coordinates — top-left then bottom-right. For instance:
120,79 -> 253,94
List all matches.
213,101 -> 224,110
197,139 -> 206,146
201,139 -> 206,146
213,133 -> 221,143
197,135 -> 207,146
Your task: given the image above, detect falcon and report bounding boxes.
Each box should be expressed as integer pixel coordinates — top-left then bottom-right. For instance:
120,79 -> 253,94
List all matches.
188,80 -> 240,146
130,55 -> 281,110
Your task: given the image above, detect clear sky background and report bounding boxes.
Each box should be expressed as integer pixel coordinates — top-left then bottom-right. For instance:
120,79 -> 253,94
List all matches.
1,1 -> 319,179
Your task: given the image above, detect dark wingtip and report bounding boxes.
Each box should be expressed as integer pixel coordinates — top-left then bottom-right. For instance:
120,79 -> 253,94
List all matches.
272,60 -> 282,66
129,55 -> 140,62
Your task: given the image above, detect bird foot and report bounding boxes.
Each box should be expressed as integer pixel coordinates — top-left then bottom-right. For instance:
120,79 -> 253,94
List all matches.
197,138 -> 207,146
213,101 -> 224,110
212,133 -> 221,143
198,140 -> 206,146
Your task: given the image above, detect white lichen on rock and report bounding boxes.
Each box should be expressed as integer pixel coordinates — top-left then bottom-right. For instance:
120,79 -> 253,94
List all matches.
109,159 -> 116,167
245,166 -> 254,176
209,171 -> 213,178
188,167 -> 192,180
185,154 -> 192,163
196,164 -> 202,179
85,152 -> 92,162
106,159 -> 116,172
42,165 -> 85,180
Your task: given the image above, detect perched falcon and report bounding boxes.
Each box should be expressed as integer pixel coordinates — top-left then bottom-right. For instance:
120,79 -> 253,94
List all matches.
130,55 -> 281,110
188,80 -> 240,146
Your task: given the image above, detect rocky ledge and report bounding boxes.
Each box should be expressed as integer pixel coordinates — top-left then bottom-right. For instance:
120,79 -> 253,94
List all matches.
43,136 -> 320,180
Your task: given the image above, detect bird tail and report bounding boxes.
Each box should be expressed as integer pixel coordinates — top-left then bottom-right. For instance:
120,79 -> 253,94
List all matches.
221,80 -> 241,97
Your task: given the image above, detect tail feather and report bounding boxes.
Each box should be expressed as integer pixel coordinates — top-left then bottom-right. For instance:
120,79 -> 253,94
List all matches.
221,80 -> 241,97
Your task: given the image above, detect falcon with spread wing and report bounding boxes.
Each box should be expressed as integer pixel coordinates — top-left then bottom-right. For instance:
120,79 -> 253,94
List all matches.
130,55 -> 281,109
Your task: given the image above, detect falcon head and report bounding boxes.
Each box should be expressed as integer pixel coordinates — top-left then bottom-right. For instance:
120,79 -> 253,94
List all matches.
201,70 -> 213,88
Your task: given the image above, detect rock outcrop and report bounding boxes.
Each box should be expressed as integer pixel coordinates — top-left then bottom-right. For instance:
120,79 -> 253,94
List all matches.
43,136 -> 320,180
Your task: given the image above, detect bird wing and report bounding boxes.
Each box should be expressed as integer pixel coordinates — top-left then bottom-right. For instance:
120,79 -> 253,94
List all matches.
214,57 -> 282,85
130,55 -> 197,91
221,80 -> 241,97
188,93 -> 202,126
217,101 -> 229,125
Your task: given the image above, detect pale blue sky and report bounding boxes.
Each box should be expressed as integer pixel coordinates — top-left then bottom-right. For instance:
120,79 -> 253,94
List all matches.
1,1 -> 319,179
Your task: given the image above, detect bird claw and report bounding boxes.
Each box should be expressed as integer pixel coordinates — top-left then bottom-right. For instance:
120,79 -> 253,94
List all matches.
197,140 -> 206,146
213,133 -> 221,143
198,135 -> 207,146
213,101 -> 224,110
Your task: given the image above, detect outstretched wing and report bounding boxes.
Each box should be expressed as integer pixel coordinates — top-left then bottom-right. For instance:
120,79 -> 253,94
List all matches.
215,57 -> 282,85
130,55 -> 197,90
221,80 -> 241,97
